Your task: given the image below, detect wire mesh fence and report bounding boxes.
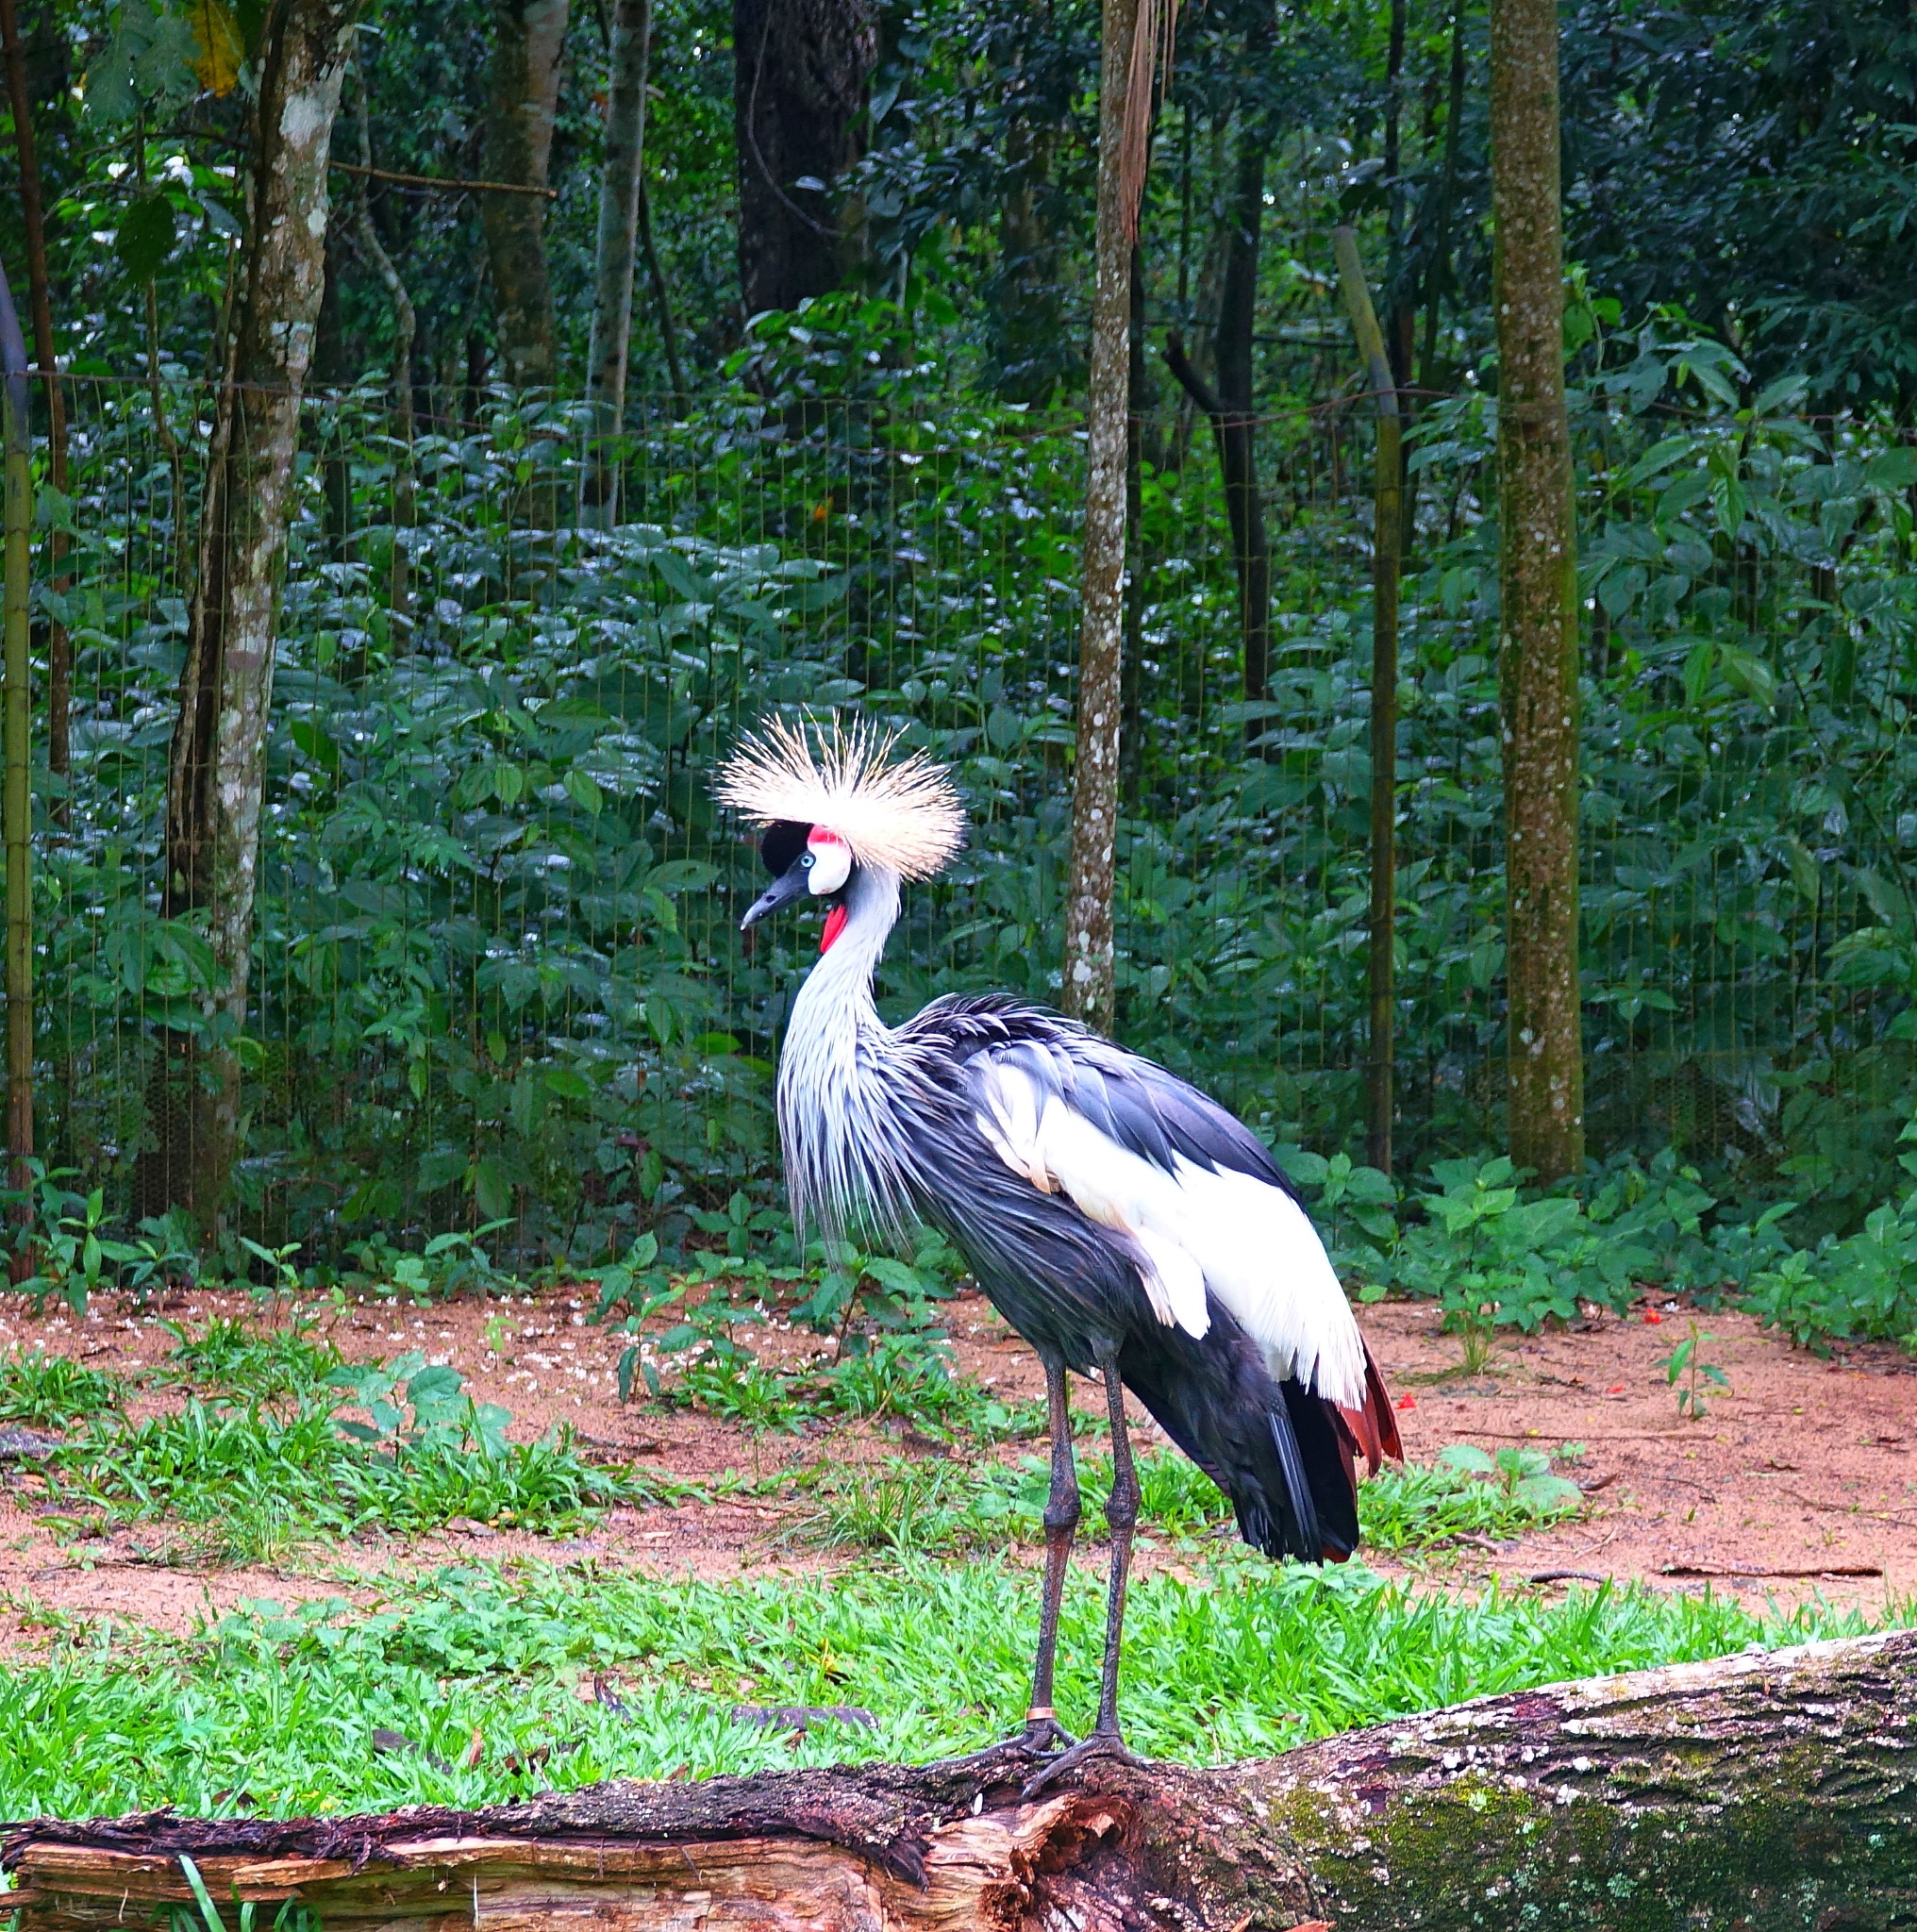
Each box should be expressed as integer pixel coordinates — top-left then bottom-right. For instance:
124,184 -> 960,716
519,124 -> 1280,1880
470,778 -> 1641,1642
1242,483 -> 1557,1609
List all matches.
23,355 -> 1917,1265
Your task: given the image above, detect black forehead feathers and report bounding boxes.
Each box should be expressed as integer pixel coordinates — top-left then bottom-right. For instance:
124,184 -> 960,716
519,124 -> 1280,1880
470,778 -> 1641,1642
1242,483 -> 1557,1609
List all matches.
760,821 -> 810,875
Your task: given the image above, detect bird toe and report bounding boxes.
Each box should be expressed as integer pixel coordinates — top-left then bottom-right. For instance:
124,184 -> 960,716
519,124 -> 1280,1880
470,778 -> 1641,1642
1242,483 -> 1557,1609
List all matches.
1018,1728 -> 1147,1799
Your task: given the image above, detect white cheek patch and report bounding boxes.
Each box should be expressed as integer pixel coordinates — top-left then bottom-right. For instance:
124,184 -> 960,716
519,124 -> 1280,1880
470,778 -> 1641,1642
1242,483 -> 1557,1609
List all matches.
808,829 -> 852,894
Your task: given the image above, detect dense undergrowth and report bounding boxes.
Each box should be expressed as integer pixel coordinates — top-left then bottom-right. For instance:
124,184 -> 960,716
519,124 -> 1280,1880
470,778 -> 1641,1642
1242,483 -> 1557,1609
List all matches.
36,306 -> 1917,1270
0,1558 -> 1892,1819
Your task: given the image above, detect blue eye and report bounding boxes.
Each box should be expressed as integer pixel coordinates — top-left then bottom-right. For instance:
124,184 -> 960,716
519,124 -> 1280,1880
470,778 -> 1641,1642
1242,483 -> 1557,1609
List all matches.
801,854 -> 813,868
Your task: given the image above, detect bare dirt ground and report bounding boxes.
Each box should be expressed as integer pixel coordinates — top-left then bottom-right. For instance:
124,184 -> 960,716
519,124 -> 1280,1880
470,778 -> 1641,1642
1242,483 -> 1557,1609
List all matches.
0,1280 -> 1911,1643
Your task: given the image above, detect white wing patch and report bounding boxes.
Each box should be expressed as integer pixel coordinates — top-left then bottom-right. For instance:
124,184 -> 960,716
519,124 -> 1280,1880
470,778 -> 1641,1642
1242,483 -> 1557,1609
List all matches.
972,1058 -> 1366,1407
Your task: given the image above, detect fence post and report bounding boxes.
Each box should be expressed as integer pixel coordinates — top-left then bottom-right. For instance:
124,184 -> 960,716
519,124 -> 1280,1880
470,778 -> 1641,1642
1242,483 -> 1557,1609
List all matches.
1331,225 -> 1402,1177
0,259 -> 33,1240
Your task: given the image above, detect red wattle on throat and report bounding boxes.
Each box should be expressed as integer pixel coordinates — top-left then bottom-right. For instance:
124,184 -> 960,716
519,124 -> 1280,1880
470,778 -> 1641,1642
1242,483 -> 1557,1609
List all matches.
820,904 -> 849,954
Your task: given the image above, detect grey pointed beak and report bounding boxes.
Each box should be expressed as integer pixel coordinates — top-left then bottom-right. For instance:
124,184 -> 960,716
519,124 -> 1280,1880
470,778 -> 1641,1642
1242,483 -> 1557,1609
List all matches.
741,858 -> 811,930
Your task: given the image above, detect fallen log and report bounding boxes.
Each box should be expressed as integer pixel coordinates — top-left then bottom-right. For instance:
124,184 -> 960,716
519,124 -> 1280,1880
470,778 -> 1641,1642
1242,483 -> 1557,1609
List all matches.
7,1627 -> 1914,1930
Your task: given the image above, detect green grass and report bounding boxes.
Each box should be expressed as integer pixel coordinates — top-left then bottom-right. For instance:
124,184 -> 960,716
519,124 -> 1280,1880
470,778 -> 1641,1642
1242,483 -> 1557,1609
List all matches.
0,1557 -> 1892,1820
40,1401 -> 640,1561
0,1350 -> 125,1427
667,1337 -> 1048,1444
807,1445 -> 1579,1557
152,1316 -> 343,1401
0,1316 -> 644,1563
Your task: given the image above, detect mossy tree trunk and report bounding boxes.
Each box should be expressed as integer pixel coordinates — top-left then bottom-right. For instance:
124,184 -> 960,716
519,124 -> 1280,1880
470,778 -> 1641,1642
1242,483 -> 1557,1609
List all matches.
150,0 -> 358,1225
8,1632 -> 1915,1931
1059,0 -> 1141,1036
1490,0 -> 1584,1183
480,0 -> 570,390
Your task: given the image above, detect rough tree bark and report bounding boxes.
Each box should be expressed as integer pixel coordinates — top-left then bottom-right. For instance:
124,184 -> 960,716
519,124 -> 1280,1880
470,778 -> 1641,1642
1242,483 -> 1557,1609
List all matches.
479,0 -> 570,389
8,1632 -> 1915,1930
585,0 -> 651,514
1490,0 -> 1584,1183
732,0 -> 875,318
1058,0 -> 1142,1035
144,0 -> 358,1224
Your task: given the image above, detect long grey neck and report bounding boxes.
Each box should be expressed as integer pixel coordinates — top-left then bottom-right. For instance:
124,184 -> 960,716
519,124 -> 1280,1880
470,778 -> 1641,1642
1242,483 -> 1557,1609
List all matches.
788,863 -> 900,1051
778,866 -> 909,1243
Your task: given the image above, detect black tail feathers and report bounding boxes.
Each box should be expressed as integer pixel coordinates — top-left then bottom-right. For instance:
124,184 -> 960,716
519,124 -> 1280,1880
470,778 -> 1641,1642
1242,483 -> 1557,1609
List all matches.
1120,1333 -> 1361,1565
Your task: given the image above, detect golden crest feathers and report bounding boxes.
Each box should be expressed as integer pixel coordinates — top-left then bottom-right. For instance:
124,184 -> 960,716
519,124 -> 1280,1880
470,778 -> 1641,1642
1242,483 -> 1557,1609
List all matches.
716,717 -> 964,881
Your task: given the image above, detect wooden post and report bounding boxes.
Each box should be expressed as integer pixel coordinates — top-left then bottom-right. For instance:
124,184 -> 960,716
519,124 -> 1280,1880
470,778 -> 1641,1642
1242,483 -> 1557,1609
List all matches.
0,258 -> 34,1234
1332,226 -> 1401,1176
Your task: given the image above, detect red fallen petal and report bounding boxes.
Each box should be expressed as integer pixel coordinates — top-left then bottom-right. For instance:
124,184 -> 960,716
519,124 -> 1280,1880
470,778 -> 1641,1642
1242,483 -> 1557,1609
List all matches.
1642,1310 -> 1662,1324
1395,1393 -> 1416,1411
1606,1384 -> 1625,1394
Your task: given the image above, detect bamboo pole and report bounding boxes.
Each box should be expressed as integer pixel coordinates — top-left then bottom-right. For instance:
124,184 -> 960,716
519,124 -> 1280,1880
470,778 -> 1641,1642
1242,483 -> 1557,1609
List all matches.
0,0 -> 66,809
1332,226 -> 1402,1175
0,258 -> 34,1232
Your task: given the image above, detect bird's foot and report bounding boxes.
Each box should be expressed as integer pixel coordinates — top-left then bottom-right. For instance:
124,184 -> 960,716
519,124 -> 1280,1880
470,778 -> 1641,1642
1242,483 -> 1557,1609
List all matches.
1019,1725 -> 1145,1799
944,1710 -> 1076,1773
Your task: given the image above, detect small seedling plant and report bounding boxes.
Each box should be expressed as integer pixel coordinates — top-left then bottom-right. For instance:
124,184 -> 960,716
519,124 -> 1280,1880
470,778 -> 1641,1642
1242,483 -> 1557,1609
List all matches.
1659,1321 -> 1730,1419
1433,1442 -> 1585,1514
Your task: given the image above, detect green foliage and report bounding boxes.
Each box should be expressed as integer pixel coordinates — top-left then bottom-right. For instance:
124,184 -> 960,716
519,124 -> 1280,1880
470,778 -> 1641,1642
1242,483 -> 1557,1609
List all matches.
153,1318 -> 342,1401
0,1561 -> 1884,1817
1658,1322 -> 1731,1419
34,303 -> 1917,1272
34,1343 -> 634,1561
4,1171 -> 198,1316
0,1351 -> 124,1428
1427,1444 -> 1585,1517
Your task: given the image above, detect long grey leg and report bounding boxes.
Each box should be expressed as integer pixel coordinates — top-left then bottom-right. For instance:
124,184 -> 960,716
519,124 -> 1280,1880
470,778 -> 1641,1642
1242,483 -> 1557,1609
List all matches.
1091,1339 -> 1140,1736
1020,1342 -> 1146,1796
1024,1355 -> 1080,1738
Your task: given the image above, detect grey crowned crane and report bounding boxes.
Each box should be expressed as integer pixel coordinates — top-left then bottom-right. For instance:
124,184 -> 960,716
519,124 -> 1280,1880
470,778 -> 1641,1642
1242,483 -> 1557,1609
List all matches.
721,721 -> 1401,1786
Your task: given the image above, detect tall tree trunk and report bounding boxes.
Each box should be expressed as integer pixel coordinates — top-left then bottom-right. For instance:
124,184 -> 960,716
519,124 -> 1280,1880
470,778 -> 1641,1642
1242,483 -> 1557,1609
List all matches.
144,0 -> 358,1225
479,0 -> 569,389
1211,124 -> 1272,722
585,0 -> 651,516
1418,0 -> 1468,397
1382,0 -> 1409,390
1490,0 -> 1583,1182
635,178 -> 688,410
0,0 -> 66,810
1161,122 -> 1272,746
11,1631 -> 1917,1930
1059,0 -> 1142,1035
1333,227 -> 1403,1178
1120,243 -> 1147,804
315,227 -> 354,562
731,0 -> 875,318
0,258 -> 34,1229
993,115 -> 1063,401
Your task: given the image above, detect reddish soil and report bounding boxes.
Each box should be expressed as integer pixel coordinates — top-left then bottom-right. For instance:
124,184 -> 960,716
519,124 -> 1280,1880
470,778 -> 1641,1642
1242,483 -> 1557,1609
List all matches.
0,1280 -> 1911,1643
